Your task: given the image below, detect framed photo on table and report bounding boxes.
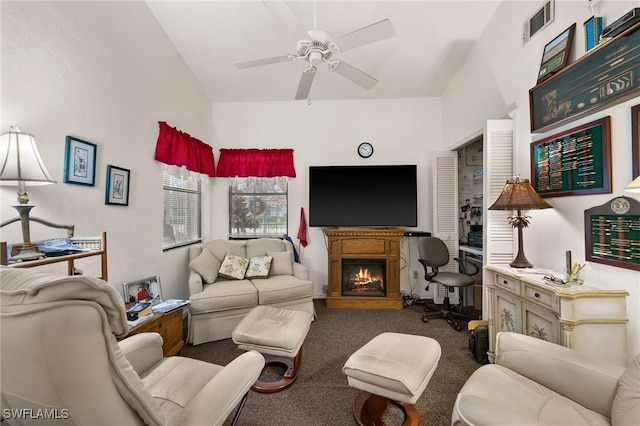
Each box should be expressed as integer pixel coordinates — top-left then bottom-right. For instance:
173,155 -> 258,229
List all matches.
537,23 -> 575,83
63,136 -> 96,186
123,276 -> 163,306
105,165 -> 130,206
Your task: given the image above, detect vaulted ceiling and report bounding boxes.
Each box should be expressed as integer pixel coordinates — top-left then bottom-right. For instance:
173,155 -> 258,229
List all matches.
147,1 -> 501,102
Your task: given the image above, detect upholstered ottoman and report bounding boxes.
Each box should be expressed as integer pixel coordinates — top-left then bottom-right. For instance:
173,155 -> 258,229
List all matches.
342,332 -> 441,426
232,305 -> 313,393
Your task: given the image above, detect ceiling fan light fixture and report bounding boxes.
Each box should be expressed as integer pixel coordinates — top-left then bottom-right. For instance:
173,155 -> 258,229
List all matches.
308,51 -> 323,66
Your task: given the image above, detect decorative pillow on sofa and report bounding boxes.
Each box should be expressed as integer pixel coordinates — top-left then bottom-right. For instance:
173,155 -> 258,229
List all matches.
189,248 -> 221,284
245,256 -> 273,279
266,251 -> 294,276
218,253 -> 249,280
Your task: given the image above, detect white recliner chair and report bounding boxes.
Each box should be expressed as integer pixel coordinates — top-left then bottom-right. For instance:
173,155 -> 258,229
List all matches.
452,332 -> 640,426
0,267 -> 265,426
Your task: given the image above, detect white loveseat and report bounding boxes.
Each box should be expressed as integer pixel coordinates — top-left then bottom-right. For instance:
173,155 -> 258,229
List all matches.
452,332 -> 640,426
187,238 -> 314,345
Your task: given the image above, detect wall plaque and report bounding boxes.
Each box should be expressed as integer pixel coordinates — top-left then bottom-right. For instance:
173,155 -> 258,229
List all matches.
585,196 -> 640,271
531,117 -> 611,197
529,22 -> 640,133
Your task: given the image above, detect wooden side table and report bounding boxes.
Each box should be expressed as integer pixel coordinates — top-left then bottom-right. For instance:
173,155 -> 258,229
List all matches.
128,308 -> 185,357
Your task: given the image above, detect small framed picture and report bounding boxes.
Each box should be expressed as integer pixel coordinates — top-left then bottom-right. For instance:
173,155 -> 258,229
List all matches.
105,165 -> 130,206
123,276 -> 163,306
63,136 -> 97,186
537,23 -> 576,83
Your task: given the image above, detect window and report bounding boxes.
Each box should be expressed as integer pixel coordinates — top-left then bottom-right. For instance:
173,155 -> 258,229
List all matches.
163,167 -> 202,250
229,177 -> 288,238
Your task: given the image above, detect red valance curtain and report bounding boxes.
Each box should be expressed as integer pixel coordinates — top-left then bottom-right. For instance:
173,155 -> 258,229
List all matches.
154,121 -> 216,177
216,148 -> 296,177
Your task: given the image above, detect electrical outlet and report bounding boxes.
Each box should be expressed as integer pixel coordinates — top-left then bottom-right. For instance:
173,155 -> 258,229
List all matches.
322,284 -> 328,294
412,270 -> 419,279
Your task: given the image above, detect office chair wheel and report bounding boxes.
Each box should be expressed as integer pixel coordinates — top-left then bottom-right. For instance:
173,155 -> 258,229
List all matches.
421,314 -> 429,323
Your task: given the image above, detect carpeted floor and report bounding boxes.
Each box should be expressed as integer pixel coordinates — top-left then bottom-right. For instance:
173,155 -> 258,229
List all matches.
180,299 -> 482,426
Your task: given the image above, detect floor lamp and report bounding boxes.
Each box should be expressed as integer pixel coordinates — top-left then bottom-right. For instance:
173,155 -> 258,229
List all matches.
488,176 -> 552,268
0,127 -> 56,262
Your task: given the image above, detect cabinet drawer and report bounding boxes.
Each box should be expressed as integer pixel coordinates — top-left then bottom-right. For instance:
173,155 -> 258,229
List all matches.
495,273 -> 519,294
523,284 -> 557,312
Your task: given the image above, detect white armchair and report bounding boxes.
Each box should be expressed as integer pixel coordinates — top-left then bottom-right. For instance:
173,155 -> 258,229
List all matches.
452,332 -> 639,426
0,267 -> 265,426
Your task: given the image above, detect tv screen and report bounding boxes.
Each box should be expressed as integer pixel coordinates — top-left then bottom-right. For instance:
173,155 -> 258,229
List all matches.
309,165 -> 418,227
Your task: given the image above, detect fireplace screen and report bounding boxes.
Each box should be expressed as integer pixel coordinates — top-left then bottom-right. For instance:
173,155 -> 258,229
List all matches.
342,259 -> 386,297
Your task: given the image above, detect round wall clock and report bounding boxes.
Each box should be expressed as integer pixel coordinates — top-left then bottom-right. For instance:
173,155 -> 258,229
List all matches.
357,142 -> 374,158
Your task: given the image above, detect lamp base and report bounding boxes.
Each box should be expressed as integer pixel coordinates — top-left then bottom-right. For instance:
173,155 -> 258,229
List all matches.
510,225 -> 533,268
509,258 -> 533,269
510,245 -> 533,269
9,246 -> 45,263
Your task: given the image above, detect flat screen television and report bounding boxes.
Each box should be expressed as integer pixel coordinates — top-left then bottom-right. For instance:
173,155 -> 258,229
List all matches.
309,165 -> 418,227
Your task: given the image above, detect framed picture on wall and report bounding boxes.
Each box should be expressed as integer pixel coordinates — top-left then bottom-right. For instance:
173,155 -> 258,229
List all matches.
63,136 -> 97,186
530,116 -> 612,197
632,104 -> 639,178
537,23 -> 576,83
105,165 -> 130,206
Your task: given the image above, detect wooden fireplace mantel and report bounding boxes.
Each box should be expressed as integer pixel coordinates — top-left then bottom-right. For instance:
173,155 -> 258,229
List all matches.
324,228 -> 404,309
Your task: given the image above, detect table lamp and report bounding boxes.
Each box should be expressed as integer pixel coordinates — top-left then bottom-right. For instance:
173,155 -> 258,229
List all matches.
0,127 -> 56,261
488,175 -> 552,268
624,175 -> 640,193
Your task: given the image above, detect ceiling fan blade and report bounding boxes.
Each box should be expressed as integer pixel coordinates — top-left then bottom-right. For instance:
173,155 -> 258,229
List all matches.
235,55 -> 291,69
263,0 -> 309,42
295,69 -> 316,100
334,19 -> 396,53
332,61 -> 378,90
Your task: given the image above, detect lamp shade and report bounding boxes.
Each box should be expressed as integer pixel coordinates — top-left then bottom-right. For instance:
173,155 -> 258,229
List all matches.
624,175 -> 640,193
488,177 -> 552,211
0,127 -> 56,186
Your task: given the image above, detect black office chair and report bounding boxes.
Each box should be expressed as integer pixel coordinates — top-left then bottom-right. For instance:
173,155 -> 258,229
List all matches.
418,237 -> 480,331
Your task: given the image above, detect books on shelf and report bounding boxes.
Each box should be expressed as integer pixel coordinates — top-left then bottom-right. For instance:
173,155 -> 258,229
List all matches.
126,302 -> 152,321
152,299 -> 189,314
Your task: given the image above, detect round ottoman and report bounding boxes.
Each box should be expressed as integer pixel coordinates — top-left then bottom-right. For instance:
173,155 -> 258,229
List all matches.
232,305 -> 313,393
342,332 -> 442,426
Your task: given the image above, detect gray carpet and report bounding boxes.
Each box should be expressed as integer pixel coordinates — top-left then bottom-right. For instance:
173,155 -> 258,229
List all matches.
180,300 -> 482,426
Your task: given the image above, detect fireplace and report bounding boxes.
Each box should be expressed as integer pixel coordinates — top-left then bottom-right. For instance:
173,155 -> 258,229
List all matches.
324,228 -> 404,309
342,259 -> 386,297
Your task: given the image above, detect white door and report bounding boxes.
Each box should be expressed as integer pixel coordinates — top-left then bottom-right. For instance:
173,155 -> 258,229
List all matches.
483,119 -> 515,316
432,151 -> 459,304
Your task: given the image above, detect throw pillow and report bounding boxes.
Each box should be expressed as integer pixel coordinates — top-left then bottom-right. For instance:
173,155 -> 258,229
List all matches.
188,248 -> 221,284
218,253 -> 249,280
245,256 -> 273,279
266,251 -> 294,276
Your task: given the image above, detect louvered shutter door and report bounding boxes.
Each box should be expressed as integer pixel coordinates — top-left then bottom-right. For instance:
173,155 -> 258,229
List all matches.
484,119 -> 515,266
432,151 -> 460,304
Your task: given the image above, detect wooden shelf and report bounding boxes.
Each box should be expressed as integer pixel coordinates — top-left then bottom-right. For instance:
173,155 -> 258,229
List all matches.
1,232 -> 108,281
529,22 -> 640,133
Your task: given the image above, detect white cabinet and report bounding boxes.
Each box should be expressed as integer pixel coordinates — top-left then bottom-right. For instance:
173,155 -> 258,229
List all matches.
486,264 -> 629,366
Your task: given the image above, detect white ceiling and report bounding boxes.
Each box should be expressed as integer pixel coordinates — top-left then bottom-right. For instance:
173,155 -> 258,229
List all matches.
146,1 -> 502,102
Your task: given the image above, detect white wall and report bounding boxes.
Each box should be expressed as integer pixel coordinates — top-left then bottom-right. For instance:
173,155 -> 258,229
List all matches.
1,1 -> 213,299
210,98 -> 441,298
442,0 -> 640,360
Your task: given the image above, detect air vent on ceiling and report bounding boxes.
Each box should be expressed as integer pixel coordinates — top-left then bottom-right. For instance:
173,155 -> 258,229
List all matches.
523,0 -> 555,43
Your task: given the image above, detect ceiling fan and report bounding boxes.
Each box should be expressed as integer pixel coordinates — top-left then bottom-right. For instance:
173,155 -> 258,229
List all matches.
235,1 -> 395,100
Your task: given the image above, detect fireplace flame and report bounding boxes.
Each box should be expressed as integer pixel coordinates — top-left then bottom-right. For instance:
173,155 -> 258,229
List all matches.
352,268 -> 384,288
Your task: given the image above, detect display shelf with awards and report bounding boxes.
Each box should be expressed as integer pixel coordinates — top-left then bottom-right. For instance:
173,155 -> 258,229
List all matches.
530,21 -> 640,133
